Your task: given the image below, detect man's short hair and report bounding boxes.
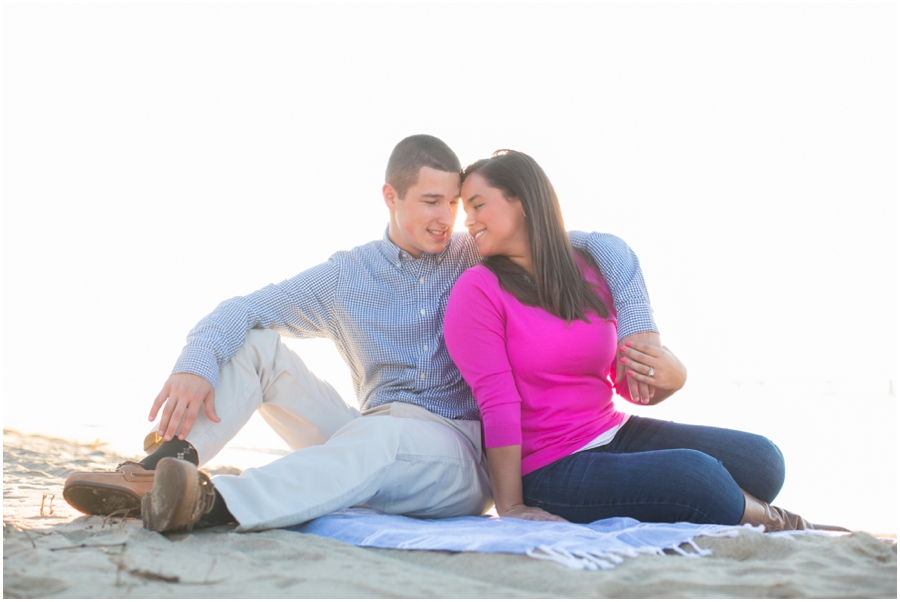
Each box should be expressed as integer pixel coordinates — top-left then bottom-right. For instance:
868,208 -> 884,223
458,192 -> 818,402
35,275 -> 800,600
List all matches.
385,135 -> 461,199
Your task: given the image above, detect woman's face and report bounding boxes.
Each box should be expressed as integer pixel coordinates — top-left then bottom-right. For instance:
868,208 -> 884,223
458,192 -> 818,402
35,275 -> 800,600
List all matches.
461,173 -> 530,263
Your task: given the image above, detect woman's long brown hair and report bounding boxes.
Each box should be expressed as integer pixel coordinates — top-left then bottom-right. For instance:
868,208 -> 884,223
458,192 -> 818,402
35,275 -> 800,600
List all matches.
462,150 -> 608,323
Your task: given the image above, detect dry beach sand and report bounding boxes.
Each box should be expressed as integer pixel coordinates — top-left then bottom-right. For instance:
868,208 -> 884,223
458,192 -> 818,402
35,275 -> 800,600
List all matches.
3,429 -> 896,599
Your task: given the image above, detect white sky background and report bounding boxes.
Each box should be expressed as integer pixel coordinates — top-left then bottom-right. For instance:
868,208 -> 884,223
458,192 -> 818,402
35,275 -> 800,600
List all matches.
3,3 -> 897,531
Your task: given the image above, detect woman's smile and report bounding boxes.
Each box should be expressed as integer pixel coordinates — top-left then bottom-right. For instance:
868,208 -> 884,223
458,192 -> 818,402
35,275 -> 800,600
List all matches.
461,173 -> 530,266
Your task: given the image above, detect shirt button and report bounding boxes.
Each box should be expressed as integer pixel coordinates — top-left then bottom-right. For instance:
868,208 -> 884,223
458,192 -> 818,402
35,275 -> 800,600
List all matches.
423,345 -> 429,351
395,263 -> 401,268
419,278 -> 424,284
420,373 -> 426,380
420,309 -> 426,316
438,258 -> 443,262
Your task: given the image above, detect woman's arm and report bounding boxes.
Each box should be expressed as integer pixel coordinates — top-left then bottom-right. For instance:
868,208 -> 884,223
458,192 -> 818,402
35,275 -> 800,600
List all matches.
444,269 -> 566,522
617,342 -> 687,405
487,445 -> 567,522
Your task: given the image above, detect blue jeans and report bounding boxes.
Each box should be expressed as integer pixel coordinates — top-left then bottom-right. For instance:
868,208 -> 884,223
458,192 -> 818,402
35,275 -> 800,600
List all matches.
521,416 -> 785,525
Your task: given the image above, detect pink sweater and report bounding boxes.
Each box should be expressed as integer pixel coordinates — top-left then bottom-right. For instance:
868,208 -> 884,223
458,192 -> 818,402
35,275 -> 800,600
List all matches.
444,258 -> 631,475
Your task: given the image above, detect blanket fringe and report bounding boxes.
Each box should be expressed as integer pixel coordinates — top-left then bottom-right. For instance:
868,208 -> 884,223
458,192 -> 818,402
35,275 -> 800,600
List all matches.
528,537 -> 718,570
527,544 -> 678,570
668,537 -> 712,557
528,545 -> 625,570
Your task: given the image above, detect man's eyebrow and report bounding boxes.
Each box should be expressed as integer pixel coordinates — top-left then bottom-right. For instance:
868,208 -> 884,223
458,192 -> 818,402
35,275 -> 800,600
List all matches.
419,193 -> 444,199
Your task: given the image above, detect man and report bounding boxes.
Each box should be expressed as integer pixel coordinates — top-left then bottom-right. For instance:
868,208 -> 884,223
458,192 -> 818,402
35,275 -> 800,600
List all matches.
64,135 -> 659,533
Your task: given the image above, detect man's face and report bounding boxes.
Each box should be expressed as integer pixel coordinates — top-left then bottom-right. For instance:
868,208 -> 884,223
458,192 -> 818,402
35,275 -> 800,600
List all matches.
384,166 -> 461,258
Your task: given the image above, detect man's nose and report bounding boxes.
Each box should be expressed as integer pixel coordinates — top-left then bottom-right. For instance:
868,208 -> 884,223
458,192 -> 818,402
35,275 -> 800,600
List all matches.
438,202 -> 454,225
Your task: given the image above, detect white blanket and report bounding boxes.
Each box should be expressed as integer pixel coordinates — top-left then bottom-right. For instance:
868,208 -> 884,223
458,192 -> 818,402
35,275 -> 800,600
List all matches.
290,508 -> 762,570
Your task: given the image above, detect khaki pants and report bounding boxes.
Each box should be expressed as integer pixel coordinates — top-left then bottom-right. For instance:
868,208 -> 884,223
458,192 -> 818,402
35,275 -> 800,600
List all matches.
156,328 -> 493,532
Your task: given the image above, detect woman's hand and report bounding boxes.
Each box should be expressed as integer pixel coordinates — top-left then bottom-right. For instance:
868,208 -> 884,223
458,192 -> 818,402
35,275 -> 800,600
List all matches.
616,332 -> 661,405
618,342 -> 687,402
484,445 -> 568,523
499,504 -> 568,522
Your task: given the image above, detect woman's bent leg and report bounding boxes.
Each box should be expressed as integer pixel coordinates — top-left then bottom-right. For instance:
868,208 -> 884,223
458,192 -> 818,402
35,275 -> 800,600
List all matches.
605,416 -> 786,503
522,448 -> 745,524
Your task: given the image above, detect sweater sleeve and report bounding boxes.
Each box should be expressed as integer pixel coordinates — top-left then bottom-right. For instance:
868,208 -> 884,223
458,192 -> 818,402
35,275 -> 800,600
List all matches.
444,268 -> 523,448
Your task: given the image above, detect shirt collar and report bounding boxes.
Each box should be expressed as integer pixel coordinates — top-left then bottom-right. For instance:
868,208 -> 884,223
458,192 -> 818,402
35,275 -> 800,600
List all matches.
379,226 -> 449,264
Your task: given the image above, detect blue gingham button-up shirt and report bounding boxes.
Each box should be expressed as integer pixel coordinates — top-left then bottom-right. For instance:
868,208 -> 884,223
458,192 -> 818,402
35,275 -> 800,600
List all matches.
172,229 -> 656,421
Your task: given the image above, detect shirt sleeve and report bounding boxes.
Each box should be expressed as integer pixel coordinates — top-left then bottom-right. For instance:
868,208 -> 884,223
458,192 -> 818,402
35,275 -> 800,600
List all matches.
171,259 -> 339,388
569,231 -> 658,340
444,269 -> 523,448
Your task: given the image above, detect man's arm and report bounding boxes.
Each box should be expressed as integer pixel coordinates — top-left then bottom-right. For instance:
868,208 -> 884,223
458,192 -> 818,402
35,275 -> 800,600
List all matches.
150,260 -> 339,442
568,231 -> 656,338
569,231 -> 659,404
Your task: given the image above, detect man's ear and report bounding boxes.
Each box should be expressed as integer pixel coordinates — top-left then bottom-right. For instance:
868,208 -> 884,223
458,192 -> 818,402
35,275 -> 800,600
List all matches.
383,183 -> 399,209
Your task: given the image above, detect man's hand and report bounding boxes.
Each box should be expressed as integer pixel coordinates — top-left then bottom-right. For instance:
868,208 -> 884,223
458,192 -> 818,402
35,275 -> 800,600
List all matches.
616,331 -> 661,404
499,504 -> 568,522
148,373 -> 219,442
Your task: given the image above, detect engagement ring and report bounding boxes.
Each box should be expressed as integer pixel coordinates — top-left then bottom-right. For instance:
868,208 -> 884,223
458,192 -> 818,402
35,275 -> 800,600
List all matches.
647,367 -> 654,377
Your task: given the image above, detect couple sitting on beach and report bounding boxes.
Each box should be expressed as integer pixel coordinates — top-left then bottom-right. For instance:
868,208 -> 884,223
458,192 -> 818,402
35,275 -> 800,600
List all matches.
64,134 -> 823,534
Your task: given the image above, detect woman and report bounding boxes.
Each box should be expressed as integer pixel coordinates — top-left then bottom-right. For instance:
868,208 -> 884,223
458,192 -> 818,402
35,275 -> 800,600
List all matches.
444,150 -> 826,531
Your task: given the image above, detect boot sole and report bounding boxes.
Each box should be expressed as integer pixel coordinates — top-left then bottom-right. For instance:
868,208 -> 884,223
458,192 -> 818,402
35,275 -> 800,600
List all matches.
141,458 -> 201,533
63,483 -> 143,518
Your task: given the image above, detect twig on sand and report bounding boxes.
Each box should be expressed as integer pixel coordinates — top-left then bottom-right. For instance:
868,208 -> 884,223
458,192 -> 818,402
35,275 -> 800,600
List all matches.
7,523 -> 37,548
115,546 -> 127,587
101,509 -> 136,530
50,542 -> 128,552
123,568 -> 227,586
39,494 -> 56,516
127,568 -> 182,583
114,553 -> 226,587
204,558 -> 217,582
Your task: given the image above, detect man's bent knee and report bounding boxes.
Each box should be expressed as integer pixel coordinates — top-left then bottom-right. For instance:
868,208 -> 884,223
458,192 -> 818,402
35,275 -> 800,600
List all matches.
239,328 -> 281,355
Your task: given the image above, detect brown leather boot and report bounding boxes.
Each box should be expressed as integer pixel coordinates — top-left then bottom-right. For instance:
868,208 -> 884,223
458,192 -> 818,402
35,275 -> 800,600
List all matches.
740,490 -> 851,532
141,458 -> 218,533
739,489 -> 814,532
63,461 -> 154,518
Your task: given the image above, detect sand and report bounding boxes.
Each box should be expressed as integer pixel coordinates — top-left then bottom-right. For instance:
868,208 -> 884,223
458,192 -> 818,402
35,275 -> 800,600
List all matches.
3,429 -> 896,599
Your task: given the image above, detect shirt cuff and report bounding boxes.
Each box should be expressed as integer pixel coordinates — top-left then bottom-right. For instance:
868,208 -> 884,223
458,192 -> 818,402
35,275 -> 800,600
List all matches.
171,347 -> 221,389
617,302 -> 658,340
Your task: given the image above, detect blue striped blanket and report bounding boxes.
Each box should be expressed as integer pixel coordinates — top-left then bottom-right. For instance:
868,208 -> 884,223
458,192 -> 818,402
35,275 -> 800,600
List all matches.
289,508 -> 761,570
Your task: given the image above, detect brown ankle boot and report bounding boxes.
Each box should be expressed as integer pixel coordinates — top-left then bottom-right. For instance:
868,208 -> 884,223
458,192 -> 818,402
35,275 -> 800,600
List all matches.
739,489 -> 814,532
63,461 -> 154,517
141,458 -> 217,533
